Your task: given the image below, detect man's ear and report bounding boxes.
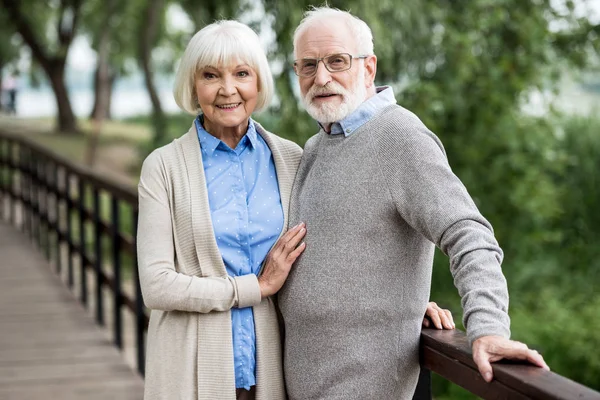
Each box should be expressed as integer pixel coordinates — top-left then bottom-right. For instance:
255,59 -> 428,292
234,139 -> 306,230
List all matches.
364,55 -> 377,88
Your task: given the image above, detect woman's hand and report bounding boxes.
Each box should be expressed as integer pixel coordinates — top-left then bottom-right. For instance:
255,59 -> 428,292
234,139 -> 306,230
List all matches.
422,301 -> 455,329
258,223 -> 306,298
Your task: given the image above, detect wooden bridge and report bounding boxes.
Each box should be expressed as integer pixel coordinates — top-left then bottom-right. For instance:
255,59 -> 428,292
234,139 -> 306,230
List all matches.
1,128 -> 599,400
0,222 -> 144,399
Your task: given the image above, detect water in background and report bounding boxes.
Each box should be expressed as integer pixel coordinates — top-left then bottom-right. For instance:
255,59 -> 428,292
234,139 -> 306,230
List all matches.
8,82 -> 600,119
13,87 -> 180,118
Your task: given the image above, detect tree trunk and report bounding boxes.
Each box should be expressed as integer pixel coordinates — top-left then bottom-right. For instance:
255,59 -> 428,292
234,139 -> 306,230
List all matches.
139,0 -> 167,148
85,20 -> 113,166
48,60 -> 78,134
0,0 -> 81,134
89,67 -> 114,121
89,0 -> 117,122
0,63 -> 4,112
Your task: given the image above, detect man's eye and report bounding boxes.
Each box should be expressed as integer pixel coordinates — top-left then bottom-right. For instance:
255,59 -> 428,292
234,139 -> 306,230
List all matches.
302,61 -> 317,68
329,57 -> 345,65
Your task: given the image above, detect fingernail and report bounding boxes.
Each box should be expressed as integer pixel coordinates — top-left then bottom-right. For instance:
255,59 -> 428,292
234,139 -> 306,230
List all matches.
484,372 -> 492,382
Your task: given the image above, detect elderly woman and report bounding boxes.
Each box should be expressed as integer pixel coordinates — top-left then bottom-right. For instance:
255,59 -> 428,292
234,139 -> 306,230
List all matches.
137,20 -> 454,400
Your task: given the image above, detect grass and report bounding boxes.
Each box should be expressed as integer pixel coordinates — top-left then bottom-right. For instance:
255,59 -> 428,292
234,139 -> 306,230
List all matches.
0,115 -> 154,184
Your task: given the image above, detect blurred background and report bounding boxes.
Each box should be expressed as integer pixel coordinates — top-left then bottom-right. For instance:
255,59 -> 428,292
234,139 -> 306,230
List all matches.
0,0 -> 599,398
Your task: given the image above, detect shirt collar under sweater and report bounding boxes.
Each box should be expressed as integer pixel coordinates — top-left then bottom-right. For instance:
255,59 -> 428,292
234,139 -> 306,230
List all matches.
195,114 -> 259,155
321,86 -> 396,137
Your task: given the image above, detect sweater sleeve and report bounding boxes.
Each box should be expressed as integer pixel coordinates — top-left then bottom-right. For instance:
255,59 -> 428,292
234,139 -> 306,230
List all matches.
373,112 -> 511,344
136,150 -> 262,313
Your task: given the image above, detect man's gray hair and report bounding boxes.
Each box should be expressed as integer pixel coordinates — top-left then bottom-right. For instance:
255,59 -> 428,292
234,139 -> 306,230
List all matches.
293,6 -> 374,57
173,20 -> 274,115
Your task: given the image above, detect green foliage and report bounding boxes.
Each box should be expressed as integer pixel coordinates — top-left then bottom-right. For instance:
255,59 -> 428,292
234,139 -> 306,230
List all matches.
511,291 -> 600,390
0,12 -> 19,69
80,0 -> 144,77
431,113 -> 600,395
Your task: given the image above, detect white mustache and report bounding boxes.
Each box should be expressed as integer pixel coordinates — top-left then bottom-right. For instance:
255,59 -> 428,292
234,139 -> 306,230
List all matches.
307,83 -> 348,101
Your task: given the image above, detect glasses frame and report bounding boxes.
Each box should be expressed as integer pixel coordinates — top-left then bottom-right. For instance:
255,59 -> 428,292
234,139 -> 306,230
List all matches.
293,53 -> 370,77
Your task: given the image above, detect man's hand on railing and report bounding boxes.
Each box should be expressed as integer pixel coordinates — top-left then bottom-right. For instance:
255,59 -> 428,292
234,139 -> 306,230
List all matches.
422,301 -> 455,330
472,335 -> 550,383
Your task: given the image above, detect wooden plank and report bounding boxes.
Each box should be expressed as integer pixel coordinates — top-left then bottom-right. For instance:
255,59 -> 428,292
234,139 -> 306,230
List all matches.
0,222 -> 144,399
0,378 -> 143,400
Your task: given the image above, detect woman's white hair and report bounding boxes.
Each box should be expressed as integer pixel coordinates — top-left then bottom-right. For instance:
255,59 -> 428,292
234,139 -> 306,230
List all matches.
293,6 -> 374,57
173,20 -> 274,115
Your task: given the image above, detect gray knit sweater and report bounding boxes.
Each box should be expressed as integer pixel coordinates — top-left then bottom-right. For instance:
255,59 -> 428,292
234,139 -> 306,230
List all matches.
278,104 -> 510,400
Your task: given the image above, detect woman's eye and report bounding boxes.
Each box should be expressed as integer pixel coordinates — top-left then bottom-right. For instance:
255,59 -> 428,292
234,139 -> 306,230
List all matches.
203,72 -> 216,79
237,70 -> 250,77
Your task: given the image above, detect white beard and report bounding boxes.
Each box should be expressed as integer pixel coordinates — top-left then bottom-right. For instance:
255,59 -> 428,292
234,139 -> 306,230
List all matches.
301,68 -> 367,125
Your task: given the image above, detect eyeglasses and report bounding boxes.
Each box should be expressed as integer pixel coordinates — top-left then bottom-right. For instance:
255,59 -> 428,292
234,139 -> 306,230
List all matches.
293,53 -> 369,77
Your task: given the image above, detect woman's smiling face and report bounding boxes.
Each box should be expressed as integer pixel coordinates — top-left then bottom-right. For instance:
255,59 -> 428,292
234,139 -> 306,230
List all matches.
194,62 -> 259,135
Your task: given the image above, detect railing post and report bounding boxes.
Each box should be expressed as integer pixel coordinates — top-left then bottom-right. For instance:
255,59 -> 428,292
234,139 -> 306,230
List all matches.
92,186 -> 104,325
132,208 -> 145,376
78,178 -> 88,307
36,154 -> 45,252
42,156 -> 50,261
111,197 -> 123,349
9,142 -> 16,226
36,154 -> 47,258
0,138 -> 4,221
66,171 -> 74,289
23,147 -> 32,239
18,144 -> 25,232
54,163 -> 61,273
93,187 -> 104,326
31,152 -> 39,247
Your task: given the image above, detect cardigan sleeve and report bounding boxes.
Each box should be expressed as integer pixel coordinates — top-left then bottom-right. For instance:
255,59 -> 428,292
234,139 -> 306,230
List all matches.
136,150 -> 262,313
373,114 -> 511,344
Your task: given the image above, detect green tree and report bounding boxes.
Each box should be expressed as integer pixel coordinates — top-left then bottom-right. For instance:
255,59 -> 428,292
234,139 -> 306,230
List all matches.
1,0 -> 83,133
261,0 -> 599,396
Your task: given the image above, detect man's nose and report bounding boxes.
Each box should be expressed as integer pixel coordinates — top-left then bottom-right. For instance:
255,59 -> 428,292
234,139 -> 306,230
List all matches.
313,60 -> 332,87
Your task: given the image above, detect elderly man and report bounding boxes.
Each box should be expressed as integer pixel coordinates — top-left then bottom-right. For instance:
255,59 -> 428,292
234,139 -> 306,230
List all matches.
277,6 -> 549,400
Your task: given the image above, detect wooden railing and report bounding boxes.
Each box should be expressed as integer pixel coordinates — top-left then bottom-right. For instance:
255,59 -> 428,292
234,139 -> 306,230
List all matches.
1,129 -> 599,399
0,129 -> 147,376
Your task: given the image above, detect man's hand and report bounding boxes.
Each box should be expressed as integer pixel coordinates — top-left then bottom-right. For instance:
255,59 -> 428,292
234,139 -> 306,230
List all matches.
472,335 -> 550,382
422,302 -> 455,329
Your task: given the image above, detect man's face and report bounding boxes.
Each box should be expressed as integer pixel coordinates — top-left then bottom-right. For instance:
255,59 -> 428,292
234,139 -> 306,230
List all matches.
295,19 -> 369,125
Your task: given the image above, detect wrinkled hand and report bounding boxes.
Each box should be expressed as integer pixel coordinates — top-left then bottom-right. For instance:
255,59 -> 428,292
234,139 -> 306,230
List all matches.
473,335 -> 550,382
258,223 -> 306,298
422,302 -> 455,330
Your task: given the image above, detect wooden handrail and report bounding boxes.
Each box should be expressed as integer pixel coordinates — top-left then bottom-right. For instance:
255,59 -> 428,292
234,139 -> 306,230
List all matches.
422,329 -> 600,400
0,129 -> 137,204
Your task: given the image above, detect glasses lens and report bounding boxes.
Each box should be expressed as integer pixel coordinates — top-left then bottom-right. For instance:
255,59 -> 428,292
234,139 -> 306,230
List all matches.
296,59 -> 317,76
325,53 -> 351,71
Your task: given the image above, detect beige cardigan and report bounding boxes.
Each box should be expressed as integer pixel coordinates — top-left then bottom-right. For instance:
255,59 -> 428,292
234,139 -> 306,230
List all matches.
137,123 -> 302,400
